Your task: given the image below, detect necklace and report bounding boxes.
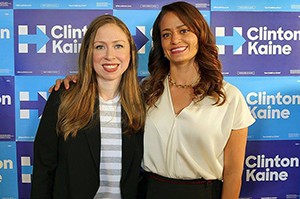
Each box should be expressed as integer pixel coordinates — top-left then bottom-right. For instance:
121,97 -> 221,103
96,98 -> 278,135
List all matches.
168,74 -> 200,89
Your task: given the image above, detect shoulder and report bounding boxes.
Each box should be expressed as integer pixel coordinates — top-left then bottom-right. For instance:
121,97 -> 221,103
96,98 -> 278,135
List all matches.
223,81 -> 240,94
50,82 -> 76,98
46,83 -> 76,108
223,81 -> 244,99
221,81 -> 249,107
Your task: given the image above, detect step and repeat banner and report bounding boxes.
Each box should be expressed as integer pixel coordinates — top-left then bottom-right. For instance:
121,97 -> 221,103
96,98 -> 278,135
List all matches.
0,0 -> 299,198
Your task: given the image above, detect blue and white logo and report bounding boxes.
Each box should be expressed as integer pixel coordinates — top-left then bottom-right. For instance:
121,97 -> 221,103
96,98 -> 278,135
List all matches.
19,91 -> 47,119
18,25 -> 50,53
226,76 -> 300,140
215,27 -> 246,55
15,76 -> 63,141
14,10 -> 112,75
16,142 -> 34,198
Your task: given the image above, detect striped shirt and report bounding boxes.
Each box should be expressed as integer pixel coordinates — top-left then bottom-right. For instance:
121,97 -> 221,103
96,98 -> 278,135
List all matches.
94,95 -> 122,199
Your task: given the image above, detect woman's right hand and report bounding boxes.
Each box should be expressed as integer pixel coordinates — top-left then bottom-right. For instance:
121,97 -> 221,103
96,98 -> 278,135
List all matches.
48,74 -> 78,92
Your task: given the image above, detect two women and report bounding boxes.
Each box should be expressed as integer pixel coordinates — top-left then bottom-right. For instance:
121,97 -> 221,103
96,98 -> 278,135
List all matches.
34,2 -> 255,199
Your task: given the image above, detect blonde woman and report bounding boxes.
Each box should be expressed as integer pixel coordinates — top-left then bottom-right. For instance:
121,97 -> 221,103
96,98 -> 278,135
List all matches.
31,15 -> 145,199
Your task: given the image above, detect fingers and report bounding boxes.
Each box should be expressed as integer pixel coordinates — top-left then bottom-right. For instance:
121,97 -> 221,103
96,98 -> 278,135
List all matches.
68,74 -> 77,83
63,78 -> 70,90
49,74 -> 78,93
48,79 -> 63,93
54,79 -> 64,91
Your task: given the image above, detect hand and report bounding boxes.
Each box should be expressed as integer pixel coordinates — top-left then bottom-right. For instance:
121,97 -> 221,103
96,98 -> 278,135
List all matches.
48,74 -> 78,92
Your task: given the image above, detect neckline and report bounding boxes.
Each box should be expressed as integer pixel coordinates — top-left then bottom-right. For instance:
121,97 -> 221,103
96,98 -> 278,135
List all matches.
166,77 -> 193,117
99,94 -> 120,104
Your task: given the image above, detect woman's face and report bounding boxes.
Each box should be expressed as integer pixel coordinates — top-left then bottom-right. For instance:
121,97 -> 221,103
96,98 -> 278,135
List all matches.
159,12 -> 198,65
93,23 -> 130,83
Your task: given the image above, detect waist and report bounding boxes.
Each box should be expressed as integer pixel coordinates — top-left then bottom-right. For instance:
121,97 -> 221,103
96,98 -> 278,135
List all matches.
148,172 -> 217,185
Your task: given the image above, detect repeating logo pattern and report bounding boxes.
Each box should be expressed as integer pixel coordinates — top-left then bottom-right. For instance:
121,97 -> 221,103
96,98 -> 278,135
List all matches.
0,0 -> 299,198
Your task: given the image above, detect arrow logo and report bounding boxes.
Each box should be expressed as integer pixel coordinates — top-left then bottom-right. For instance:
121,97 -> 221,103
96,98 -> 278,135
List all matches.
18,25 -> 50,53
20,92 -> 47,118
132,27 -> 149,51
216,28 -> 246,53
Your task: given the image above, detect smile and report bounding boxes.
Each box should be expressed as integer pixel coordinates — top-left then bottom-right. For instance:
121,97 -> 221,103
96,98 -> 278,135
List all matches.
102,64 -> 119,72
170,46 -> 187,53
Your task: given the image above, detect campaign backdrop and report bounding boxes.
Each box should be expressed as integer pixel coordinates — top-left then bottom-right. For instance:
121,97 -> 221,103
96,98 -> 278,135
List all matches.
0,0 -> 299,198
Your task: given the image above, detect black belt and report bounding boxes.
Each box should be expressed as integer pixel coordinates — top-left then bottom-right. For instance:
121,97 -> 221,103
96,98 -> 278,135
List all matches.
148,173 -> 215,185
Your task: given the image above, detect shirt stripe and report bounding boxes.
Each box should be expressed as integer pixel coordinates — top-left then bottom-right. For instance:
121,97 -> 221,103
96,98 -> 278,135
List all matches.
94,95 -> 122,199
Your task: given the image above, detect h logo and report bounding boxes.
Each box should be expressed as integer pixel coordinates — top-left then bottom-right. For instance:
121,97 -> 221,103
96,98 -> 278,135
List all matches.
18,25 -> 50,53
19,91 -> 47,119
215,27 -> 245,55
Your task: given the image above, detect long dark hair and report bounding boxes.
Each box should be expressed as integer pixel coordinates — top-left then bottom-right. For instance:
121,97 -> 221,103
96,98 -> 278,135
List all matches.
141,1 -> 226,108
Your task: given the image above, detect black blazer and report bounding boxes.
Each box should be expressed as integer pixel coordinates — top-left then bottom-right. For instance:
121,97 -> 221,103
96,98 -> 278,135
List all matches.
31,88 -> 143,199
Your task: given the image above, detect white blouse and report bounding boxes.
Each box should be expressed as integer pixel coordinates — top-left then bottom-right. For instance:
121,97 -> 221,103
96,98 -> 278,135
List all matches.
142,78 -> 255,180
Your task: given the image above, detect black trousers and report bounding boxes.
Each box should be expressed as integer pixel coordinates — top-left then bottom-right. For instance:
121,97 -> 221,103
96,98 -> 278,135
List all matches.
142,173 -> 223,199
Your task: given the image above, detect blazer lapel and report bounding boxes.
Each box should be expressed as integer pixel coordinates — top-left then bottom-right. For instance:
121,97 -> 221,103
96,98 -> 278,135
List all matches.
85,121 -> 100,169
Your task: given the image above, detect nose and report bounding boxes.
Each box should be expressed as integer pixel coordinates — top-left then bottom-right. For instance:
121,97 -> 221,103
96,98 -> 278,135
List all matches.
171,32 -> 181,44
105,47 -> 115,60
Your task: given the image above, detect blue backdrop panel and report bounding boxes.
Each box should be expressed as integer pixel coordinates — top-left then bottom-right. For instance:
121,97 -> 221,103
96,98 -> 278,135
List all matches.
0,9 -> 14,75
0,141 -> 18,199
211,12 -> 300,76
113,0 -> 210,10
0,0 -> 299,198
211,0 -> 300,11
226,76 -> 300,141
16,141 -> 33,199
0,76 -> 15,141
0,0 -> 12,9
14,9 -> 112,76
241,140 -> 300,199
13,0 -> 113,9
15,76 -> 64,141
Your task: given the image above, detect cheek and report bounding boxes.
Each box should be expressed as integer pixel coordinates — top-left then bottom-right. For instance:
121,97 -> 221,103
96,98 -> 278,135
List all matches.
120,52 -> 131,65
93,52 -> 102,64
193,36 -> 199,48
193,43 -> 199,51
160,42 -> 169,55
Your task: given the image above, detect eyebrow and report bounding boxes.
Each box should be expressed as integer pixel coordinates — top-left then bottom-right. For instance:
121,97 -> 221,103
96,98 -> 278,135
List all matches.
161,24 -> 186,32
93,40 -> 126,44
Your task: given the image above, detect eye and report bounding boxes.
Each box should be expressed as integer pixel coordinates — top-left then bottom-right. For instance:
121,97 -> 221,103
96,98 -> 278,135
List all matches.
162,32 -> 171,38
115,44 -> 124,49
95,45 -> 104,50
180,29 -> 190,34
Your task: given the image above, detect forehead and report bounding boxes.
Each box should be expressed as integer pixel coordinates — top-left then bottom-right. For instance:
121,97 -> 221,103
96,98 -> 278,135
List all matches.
160,12 -> 184,30
94,23 -> 128,41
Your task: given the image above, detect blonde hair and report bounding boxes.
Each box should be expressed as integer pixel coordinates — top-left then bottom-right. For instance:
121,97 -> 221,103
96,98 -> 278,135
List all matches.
57,15 -> 145,140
